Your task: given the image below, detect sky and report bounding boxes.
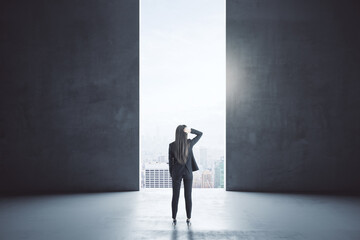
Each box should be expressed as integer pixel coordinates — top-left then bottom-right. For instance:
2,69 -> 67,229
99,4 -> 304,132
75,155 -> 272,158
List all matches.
140,0 -> 225,160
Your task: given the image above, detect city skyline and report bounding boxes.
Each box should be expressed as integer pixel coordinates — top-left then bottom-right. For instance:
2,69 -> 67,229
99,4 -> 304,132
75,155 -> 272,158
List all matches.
141,141 -> 224,188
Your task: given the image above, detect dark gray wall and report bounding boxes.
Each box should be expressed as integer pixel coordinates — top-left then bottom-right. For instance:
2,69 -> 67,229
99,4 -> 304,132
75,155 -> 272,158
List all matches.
226,0 -> 360,193
0,0 -> 139,194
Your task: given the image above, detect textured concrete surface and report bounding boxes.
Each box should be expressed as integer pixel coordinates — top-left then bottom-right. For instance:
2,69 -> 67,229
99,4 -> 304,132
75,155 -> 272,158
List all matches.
1,189 -> 360,240
226,0 -> 360,192
0,0 -> 139,193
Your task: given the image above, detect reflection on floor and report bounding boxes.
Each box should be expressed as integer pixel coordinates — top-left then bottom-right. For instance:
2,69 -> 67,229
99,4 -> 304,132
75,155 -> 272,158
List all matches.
1,188 -> 360,240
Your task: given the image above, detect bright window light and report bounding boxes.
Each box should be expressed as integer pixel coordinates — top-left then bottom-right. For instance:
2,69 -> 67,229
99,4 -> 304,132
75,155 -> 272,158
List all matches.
140,0 -> 225,189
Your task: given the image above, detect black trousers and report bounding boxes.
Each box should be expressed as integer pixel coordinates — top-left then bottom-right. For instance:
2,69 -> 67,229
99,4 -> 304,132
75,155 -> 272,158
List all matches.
171,169 -> 193,219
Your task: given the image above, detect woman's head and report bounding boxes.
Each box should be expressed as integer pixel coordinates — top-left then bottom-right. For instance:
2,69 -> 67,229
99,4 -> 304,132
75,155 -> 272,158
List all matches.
175,124 -> 188,140
174,124 -> 189,165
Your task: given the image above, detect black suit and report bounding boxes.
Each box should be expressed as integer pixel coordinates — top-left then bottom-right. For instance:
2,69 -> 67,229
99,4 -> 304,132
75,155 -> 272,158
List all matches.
168,128 -> 203,219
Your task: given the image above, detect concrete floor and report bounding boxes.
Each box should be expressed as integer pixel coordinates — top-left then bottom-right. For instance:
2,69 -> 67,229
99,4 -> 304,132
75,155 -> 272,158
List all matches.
0,189 -> 360,240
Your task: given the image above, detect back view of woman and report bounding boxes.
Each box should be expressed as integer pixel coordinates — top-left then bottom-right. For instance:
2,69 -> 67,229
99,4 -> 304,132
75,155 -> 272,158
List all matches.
168,125 -> 203,226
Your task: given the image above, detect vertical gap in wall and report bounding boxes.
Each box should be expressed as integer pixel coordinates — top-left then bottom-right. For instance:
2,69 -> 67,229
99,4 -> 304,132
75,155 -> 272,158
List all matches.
139,0 -> 142,191
224,0 -> 227,190
140,0 -> 226,190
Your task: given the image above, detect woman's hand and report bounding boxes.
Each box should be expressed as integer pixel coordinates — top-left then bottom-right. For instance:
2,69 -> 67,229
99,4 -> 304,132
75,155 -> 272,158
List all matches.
184,126 -> 191,134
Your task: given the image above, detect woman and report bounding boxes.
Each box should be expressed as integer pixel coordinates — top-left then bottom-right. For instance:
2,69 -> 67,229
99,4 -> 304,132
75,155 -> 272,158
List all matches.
168,125 -> 203,226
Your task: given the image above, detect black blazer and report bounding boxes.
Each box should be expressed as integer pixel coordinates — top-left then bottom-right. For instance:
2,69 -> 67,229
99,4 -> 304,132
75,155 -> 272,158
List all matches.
168,128 -> 203,178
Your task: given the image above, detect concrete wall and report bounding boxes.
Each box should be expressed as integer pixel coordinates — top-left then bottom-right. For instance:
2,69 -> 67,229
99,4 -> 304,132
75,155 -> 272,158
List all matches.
226,0 -> 360,193
0,0 -> 139,194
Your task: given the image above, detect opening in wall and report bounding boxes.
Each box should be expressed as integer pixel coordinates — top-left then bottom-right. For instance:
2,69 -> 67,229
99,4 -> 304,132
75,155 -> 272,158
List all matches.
140,0 -> 226,189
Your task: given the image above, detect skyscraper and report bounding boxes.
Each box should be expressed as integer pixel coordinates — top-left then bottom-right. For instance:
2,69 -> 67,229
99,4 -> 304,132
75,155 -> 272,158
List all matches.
200,147 -> 208,169
214,156 -> 224,188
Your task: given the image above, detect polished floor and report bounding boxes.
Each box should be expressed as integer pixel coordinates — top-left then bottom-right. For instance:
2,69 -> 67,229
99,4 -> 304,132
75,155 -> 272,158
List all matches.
1,189 -> 360,240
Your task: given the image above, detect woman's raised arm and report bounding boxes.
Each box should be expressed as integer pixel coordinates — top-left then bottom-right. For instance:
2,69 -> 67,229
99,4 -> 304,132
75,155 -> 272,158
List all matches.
190,128 -> 203,146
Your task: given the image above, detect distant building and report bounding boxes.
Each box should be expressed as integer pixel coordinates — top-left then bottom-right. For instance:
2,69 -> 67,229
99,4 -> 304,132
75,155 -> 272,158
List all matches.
199,147 -> 208,169
158,155 -> 166,163
144,162 -> 172,188
193,171 -> 202,188
214,156 -> 224,188
201,169 -> 213,188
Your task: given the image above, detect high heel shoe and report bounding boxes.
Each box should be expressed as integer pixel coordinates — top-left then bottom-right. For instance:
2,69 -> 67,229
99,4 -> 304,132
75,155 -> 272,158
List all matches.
172,219 -> 177,226
186,218 -> 191,226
